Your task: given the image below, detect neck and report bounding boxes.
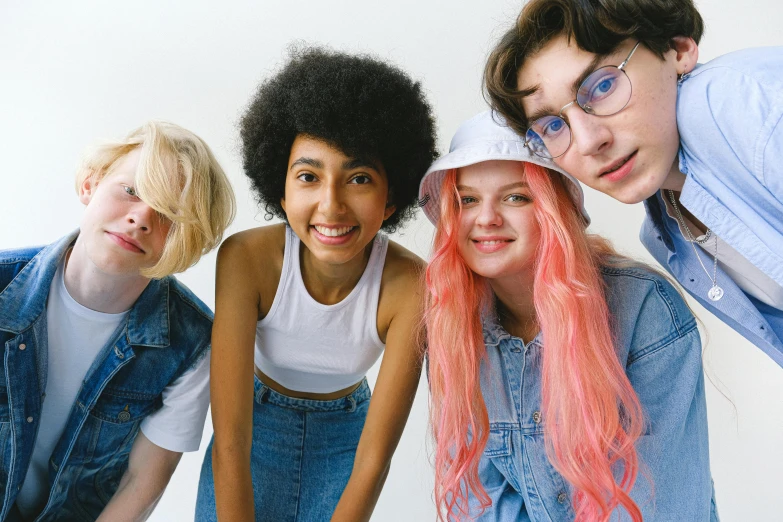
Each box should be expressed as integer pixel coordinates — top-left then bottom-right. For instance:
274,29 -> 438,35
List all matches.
300,242 -> 373,305
660,158 -> 686,192
64,238 -> 150,314
489,270 -> 538,344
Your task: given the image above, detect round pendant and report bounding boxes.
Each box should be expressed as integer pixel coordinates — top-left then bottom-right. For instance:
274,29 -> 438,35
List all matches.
708,285 -> 724,302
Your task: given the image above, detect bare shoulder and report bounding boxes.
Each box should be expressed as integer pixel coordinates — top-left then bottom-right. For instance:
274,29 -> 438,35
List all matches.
217,224 -> 286,318
381,240 -> 426,292
220,224 -> 286,259
376,240 -> 425,335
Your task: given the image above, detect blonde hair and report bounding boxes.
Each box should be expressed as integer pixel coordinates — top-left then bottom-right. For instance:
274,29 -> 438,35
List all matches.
76,121 -> 236,279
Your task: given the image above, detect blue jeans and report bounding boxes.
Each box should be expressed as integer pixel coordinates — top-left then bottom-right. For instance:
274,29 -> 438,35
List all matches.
195,375 -> 371,522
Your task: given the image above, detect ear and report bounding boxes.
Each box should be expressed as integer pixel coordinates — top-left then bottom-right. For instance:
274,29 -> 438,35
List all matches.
280,197 -> 286,213
671,36 -> 699,76
79,175 -> 97,206
383,203 -> 396,221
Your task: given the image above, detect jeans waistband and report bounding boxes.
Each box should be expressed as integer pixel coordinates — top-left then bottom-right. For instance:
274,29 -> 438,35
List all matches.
253,374 -> 371,412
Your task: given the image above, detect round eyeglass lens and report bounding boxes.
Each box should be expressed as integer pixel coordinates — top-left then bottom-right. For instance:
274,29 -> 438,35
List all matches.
527,115 -> 571,158
576,66 -> 632,116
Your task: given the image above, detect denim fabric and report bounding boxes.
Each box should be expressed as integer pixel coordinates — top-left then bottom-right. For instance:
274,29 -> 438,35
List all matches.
0,232 -> 212,521
469,266 -> 717,521
641,46 -> 783,366
196,374 -> 371,522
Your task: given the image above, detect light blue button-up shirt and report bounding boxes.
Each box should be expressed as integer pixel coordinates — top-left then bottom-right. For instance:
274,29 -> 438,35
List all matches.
641,46 -> 783,367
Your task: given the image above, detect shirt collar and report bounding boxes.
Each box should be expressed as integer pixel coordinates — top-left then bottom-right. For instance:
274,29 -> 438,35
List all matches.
482,311 -> 543,349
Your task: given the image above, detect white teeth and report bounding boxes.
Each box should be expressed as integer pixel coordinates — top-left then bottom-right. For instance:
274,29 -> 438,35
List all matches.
478,240 -> 504,245
314,225 -> 354,237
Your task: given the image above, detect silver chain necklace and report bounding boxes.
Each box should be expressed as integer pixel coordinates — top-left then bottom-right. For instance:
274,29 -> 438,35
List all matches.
666,190 -> 724,301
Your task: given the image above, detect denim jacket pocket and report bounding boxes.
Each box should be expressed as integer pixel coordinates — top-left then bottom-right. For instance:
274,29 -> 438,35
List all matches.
68,391 -> 159,464
484,427 -> 512,457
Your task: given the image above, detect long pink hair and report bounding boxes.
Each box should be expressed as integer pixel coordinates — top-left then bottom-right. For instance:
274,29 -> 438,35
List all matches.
425,164 -> 645,521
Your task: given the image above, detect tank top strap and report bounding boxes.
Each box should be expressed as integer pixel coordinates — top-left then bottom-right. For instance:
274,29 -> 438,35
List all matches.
258,226 -> 297,325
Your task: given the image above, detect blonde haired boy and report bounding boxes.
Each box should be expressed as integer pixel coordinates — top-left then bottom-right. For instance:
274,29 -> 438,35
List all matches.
0,122 -> 234,521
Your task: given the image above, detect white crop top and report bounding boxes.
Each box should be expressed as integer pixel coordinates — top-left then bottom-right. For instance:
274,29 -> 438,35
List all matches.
254,226 -> 389,393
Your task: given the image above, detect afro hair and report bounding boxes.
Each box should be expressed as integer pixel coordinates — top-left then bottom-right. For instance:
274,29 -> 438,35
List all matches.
239,46 -> 438,232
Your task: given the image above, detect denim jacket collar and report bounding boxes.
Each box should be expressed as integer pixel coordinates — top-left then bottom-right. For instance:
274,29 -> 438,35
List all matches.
0,230 -> 170,347
482,311 -> 543,349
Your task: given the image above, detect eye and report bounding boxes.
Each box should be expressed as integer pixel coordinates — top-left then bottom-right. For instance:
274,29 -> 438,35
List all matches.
297,173 -> 317,183
504,194 -> 531,204
349,174 -> 372,185
581,72 -> 619,104
459,195 -> 477,205
123,185 -> 138,197
532,116 -> 567,139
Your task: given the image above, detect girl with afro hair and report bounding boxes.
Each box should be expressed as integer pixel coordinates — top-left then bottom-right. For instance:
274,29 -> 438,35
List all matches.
195,47 -> 438,521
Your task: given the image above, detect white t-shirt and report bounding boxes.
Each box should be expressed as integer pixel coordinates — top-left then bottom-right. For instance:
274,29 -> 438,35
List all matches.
663,192 -> 783,310
16,256 -> 211,518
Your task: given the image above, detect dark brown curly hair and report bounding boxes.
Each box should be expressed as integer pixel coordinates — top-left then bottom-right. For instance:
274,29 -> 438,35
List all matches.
240,45 -> 438,232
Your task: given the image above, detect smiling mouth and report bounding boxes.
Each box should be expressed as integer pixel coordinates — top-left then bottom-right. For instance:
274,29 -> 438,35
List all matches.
312,225 -> 357,237
600,151 -> 637,177
472,239 -> 512,245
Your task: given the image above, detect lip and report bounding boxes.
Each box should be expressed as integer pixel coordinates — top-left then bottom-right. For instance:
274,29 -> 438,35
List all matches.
598,151 -> 637,183
106,231 -> 145,253
310,224 -> 359,246
471,236 -> 514,254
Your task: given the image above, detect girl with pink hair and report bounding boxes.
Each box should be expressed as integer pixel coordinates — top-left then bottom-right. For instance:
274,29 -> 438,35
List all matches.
419,111 -> 717,521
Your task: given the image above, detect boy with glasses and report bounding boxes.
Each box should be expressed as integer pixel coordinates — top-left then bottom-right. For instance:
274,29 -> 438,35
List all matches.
485,0 -> 783,366
0,122 -> 235,520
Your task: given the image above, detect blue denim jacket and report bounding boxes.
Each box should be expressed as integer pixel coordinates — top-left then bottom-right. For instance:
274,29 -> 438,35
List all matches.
472,266 -> 716,521
0,232 -> 212,521
641,46 -> 783,367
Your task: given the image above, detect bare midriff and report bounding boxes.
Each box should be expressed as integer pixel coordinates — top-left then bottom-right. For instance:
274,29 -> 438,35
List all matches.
254,366 -> 362,401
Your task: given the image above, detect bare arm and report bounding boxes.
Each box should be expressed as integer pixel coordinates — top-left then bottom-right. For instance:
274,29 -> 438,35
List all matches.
96,431 -> 181,522
210,236 -> 263,521
330,256 -> 425,522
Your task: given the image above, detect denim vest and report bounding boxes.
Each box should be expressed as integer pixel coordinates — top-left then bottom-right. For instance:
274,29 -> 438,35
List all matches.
0,232 -> 212,521
641,46 -> 783,367
472,266 -> 716,521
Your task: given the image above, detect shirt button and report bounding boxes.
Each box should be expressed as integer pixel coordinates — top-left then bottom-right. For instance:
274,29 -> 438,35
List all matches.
19,343 -> 26,351
26,416 -> 33,423
114,346 -> 124,359
557,492 -> 568,504
532,411 -> 542,424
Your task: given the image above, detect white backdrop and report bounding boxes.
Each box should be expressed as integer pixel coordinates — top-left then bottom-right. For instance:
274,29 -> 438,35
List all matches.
1,1 -> 781,520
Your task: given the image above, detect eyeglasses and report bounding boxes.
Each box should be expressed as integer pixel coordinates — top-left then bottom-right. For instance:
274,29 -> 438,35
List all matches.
524,42 -> 641,159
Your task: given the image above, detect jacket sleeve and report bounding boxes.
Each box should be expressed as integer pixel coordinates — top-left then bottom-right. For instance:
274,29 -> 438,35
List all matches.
625,322 -> 715,521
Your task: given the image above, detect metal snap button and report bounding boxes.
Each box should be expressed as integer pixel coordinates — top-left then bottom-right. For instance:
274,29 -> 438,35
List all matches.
532,411 -> 542,424
118,405 -> 131,422
557,492 -> 567,504
19,344 -> 26,351
26,416 -> 33,423
114,346 -> 124,359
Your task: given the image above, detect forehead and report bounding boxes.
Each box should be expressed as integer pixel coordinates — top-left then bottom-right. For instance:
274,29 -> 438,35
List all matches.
457,160 -> 527,188
517,35 -> 615,115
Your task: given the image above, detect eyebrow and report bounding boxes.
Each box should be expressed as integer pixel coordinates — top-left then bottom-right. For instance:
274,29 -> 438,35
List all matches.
289,157 -> 379,172
457,181 -> 529,192
289,157 -> 323,170
524,52 -> 608,123
342,158 -> 379,172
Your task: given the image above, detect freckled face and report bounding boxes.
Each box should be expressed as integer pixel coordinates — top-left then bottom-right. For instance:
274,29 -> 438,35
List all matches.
518,36 -> 689,203
456,160 -> 540,281
281,135 -> 395,267
77,148 -> 172,276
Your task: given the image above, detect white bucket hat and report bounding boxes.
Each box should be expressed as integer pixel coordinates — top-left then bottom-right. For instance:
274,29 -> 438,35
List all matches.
418,110 -> 590,225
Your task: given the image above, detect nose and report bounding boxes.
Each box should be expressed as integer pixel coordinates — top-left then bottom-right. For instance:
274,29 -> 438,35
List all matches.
475,200 -> 502,228
563,105 -> 613,157
126,202 -> 157,232
318,181 -> 347,217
